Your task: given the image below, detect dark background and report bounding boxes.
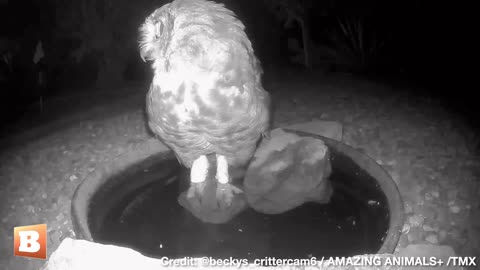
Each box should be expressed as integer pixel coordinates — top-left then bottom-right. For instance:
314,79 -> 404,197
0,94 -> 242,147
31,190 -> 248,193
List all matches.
0,0 -> 472,130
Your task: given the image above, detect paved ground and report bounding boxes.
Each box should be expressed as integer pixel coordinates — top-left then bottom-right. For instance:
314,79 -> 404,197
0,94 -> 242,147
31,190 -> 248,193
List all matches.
0,70 -> 478,270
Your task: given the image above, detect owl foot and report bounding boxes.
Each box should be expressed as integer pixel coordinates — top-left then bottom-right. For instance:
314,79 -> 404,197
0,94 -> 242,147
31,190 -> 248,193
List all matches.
216,182 -> 243,208
215,154 -> 243,208
187,181 -> 207,199
187,155 -> 209,199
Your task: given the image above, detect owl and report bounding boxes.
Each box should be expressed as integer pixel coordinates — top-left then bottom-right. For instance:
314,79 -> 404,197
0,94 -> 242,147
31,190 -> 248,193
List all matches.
139,0 -> 270,209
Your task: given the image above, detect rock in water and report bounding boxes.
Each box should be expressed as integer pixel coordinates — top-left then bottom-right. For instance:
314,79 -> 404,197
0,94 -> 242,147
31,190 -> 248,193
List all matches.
244,128 -> 333,214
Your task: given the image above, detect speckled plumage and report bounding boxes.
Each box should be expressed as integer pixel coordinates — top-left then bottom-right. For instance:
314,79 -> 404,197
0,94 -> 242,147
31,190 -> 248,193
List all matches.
139,0 -> 270,172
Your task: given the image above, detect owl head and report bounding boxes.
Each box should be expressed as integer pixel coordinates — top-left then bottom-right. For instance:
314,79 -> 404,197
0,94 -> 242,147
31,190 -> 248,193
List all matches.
138,4 -> 175,62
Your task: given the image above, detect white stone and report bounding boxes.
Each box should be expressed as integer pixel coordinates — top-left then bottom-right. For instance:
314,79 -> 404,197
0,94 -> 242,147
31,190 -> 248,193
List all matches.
42,238 -> 411,270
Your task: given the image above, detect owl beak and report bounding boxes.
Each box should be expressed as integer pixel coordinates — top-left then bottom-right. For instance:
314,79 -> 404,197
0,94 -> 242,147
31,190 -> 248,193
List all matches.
140,53 -> 146,62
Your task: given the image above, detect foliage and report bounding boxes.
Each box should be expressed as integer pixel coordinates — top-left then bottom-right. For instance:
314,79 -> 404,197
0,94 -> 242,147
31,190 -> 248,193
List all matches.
323,16 -> 390,72
50,0 -> 158,87
265,0 -> 307,26
263,0 -> 314,69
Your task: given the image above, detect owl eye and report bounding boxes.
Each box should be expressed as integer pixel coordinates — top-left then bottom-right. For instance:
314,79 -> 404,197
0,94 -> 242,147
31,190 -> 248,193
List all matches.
154,21 -> 164,39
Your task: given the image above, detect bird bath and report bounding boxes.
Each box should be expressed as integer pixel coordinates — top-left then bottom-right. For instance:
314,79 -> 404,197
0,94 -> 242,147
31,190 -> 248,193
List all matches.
71,129 -> 404,261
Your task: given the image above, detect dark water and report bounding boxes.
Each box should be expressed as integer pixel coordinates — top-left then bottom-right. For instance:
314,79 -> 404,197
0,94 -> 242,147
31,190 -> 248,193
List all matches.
89,151 -> 390,261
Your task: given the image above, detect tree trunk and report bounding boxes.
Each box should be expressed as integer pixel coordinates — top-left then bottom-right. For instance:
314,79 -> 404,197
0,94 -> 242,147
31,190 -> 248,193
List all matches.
299,18 -> 312,69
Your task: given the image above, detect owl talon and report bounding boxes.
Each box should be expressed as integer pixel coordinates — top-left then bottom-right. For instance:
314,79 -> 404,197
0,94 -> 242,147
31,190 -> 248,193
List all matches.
187,181 -> 207,199
216,183 -> 242,208
215,154 -> 243,208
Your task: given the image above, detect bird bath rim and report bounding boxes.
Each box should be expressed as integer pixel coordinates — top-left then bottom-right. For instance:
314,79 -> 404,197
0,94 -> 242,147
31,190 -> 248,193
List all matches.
71,129 -> 404,255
